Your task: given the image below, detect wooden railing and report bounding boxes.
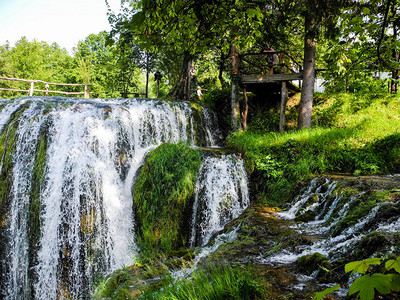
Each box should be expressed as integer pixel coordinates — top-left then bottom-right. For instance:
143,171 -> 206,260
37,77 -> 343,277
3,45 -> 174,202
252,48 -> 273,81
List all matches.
239,50 -> 303,76
0,77 -> 91,98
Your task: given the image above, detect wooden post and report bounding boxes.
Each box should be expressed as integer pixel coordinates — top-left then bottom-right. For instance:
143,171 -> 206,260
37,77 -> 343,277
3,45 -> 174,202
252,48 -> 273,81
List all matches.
279,81 -> 288,132
84,85 -> 90,99
45,83 -> 49,96
29,82 -> 34,96
242,86 -> 248,130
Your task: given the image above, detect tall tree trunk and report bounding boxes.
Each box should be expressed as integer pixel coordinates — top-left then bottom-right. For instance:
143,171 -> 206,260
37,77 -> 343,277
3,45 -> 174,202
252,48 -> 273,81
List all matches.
298,5 -> 317,129
391,10 -> 398,94
230,43 -> 241,130
175,51 -> 194,101
219,52 -> 227,88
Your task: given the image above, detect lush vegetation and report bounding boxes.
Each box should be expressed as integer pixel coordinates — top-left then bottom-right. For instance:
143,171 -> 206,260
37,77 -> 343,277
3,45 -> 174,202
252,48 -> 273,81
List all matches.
94,264 -> 267,300
227,93 -> 400,206
133,142 -> 201,260
315,256 -> 400,300
140,264 -> 267,300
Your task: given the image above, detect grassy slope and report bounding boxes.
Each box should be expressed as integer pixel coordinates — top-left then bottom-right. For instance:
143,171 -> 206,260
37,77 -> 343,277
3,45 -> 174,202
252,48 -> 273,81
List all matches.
227,93 -> 400,206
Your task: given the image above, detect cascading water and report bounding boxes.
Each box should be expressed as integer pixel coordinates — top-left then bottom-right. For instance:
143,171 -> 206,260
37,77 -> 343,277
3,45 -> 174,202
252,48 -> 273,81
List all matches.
261,176 -> 400,265
189,154 -> 249,247
0,96 -> 229,299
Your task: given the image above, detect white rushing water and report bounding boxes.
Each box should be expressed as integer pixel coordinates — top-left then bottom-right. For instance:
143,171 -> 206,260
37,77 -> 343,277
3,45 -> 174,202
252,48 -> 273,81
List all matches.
189,154 -> 250,247
0,97 -> 221,299
261,177 -> 400,266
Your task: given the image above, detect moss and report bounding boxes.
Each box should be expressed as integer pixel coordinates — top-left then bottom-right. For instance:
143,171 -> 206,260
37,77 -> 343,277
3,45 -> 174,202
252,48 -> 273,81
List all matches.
295,210 -> 317,223
330,190 -> 386,237
133,142 -> 201,259
28,121 -> 50,297
189,103 -> 207,146
296,252 -> 332,282
354,231 -> 392,259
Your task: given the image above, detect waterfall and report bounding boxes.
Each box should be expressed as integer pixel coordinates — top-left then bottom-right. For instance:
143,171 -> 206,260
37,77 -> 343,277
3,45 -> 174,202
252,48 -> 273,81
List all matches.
262,176 -> 400,265
0,97 -> 222,299
189,154 -> 250,247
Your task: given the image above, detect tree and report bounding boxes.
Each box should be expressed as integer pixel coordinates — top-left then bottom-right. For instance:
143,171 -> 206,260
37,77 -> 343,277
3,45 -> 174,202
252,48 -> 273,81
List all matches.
323,0 -> 400,94
0,37 -> 76,97
108,0 -> 264,127
74,31 -> 143,98
297,0 -> 346,129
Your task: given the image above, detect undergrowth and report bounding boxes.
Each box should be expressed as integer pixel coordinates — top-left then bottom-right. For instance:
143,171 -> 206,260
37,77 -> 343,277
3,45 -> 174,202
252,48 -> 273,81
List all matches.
227,93 -> 400,206
133,141 -> 201,261
140,264 -> 268,300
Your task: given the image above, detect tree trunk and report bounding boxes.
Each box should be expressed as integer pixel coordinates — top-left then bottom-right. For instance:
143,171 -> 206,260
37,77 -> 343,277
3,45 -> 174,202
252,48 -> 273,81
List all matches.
175,51 -> 194,101
298,6 -> 317,129
230,43 -> 241,130
145,52 -> 149,98
218,53 -> 227,88
391,12 -> 398,94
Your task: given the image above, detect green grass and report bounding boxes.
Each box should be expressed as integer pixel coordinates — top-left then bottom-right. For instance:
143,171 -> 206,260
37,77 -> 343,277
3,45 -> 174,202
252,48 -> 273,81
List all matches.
133,141 -> 202,260
227,93 -> 400,206
140,264 -> 268,300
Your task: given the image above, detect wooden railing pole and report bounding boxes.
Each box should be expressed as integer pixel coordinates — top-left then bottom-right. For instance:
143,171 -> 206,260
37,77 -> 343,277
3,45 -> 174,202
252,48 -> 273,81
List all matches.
29,82 -> 34,96
84,85 -> 89,99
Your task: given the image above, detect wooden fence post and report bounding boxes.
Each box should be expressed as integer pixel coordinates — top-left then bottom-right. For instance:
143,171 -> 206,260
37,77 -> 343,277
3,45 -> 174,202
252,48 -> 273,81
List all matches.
84,85 -> 90,99
29,82 -> 34,96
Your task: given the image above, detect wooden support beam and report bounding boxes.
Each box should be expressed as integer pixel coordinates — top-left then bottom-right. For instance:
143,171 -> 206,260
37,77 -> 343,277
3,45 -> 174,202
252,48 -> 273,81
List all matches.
242,87 -> 248,130
279,81 -> 288,132
242,73 -> 303,84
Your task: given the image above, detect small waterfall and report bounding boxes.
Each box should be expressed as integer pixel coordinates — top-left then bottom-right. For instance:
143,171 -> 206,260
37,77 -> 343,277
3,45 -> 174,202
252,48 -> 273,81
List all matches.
263,177 -> 400,265
0,97 -> 219,299
189,154 -> 250,247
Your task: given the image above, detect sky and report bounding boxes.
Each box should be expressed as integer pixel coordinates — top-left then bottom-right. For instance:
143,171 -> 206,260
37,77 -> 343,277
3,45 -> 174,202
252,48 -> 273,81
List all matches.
0,0 -> 122,53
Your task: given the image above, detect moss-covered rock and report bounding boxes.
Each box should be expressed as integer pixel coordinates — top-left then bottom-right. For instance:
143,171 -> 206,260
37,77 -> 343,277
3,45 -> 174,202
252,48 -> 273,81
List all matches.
295,210 -> 317,222
133,142 -> 202,259
296,252 -> 332,282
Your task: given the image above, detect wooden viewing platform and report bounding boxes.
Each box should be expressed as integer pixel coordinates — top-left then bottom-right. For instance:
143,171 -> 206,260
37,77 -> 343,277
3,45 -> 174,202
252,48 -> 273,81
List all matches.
237,50 -> 303,132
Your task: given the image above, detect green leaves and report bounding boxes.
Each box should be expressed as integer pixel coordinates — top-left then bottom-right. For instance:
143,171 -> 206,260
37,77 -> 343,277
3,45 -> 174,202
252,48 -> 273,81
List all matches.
348,274 -> 391,300
345,257 -> 382,274
312,284 -> 340,300
386,257 -> 400,273
315,256 -> 400,299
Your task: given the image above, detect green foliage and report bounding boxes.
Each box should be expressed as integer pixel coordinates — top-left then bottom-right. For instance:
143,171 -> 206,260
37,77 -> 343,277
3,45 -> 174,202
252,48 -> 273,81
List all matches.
322,0 -> 400,92
315,256 -> 400,300
227,93 -> 400,205
93,266 -> 156,299
0,33 -> 146,98
133,142 -> 201,260
140,264 -> 267,300
313,284 -> 340,300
